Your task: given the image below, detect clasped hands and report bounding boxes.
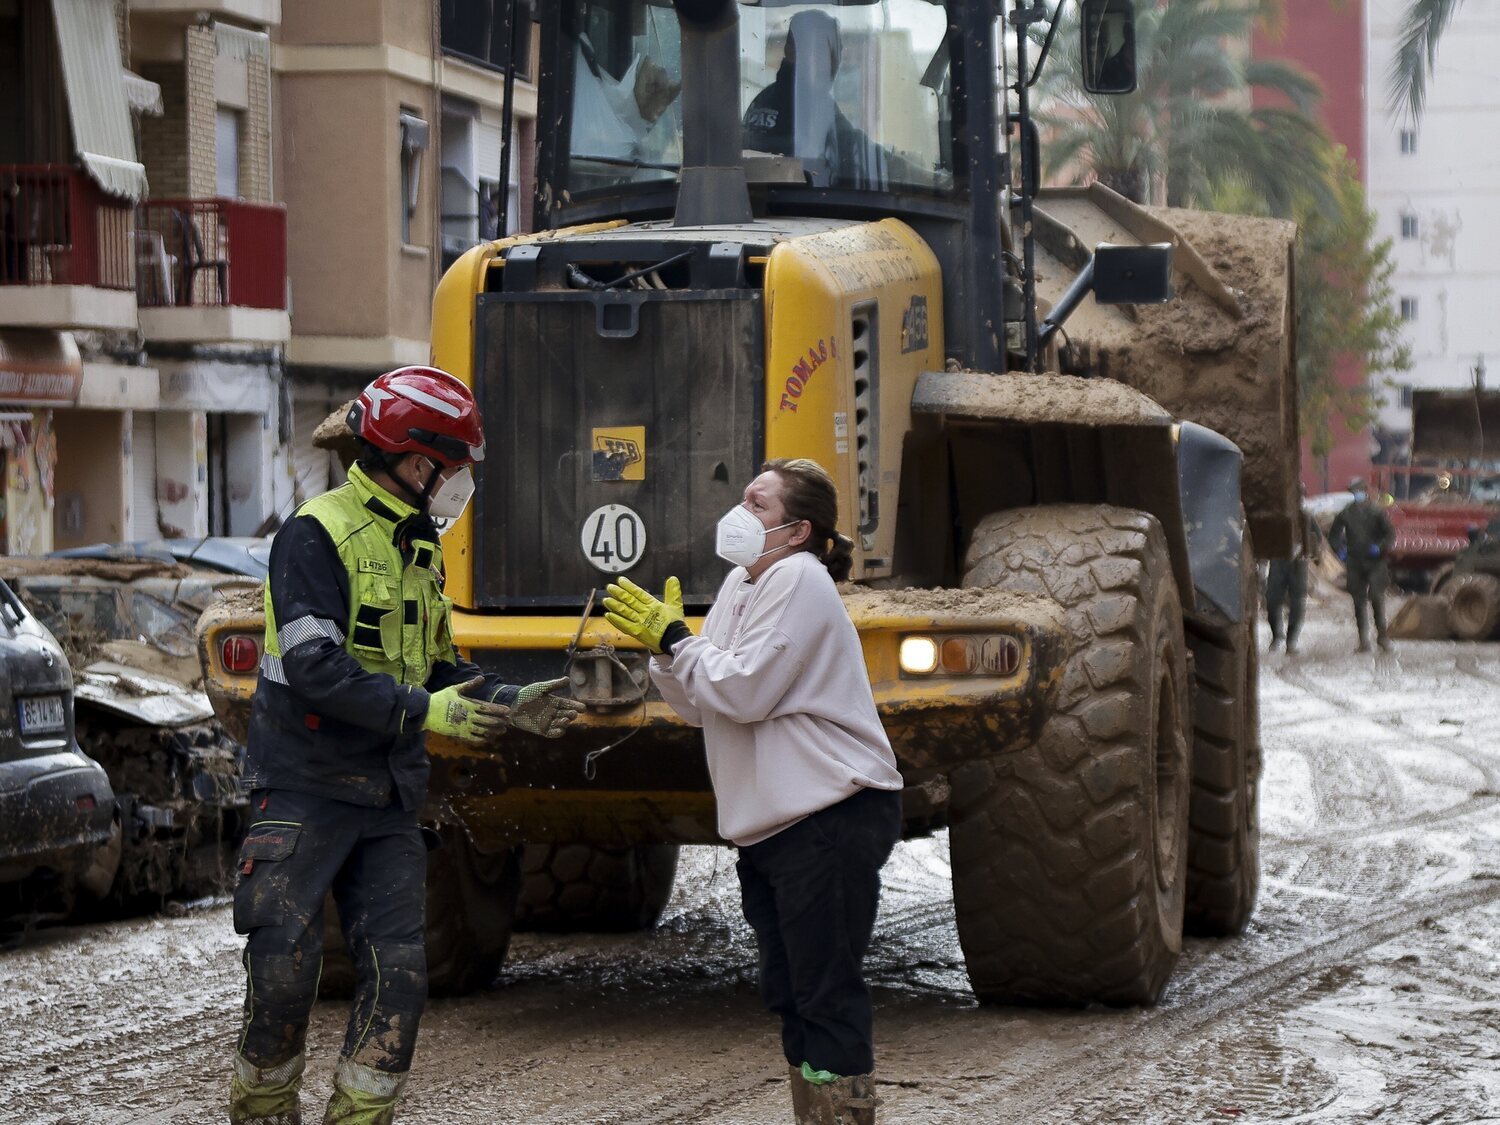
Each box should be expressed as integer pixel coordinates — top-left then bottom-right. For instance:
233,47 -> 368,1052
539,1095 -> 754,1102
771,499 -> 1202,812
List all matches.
425,675 -> 584,746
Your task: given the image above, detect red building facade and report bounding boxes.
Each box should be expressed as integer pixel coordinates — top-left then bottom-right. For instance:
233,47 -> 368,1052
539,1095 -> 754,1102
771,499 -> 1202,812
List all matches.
1253,1 -> 1372,494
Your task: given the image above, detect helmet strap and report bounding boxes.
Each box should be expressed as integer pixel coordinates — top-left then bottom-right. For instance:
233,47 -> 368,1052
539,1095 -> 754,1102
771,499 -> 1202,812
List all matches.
374,451 -> 430,510
418,460 -> 446,511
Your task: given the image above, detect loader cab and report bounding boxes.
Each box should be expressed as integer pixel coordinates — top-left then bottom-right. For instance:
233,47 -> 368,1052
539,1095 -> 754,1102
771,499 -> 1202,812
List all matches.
533,0 -> 1011,368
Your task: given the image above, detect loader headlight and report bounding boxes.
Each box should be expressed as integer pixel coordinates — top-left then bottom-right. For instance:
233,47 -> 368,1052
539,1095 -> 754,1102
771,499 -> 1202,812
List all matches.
898,636 -> 939,675
899,633 -> 1022,678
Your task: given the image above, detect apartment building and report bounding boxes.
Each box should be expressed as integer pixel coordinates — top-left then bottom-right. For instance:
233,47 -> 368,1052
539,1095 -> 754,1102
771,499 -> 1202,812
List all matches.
0,1 -> 538,551
1255,1 -> 1500,489
275,0 -> 539,501
0,0 -> 288,551
1365,0 -> 1500,457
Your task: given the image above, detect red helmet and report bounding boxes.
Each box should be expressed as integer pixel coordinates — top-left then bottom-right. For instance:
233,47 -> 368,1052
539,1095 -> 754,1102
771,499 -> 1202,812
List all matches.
347,366 -> 486,468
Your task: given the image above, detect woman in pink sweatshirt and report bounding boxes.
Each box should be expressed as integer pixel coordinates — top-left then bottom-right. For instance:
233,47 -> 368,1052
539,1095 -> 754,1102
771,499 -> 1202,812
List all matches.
606,458 -> 903,1123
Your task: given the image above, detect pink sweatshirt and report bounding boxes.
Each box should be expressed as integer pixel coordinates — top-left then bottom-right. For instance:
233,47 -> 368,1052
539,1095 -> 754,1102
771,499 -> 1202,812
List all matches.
650,550 -> 902,846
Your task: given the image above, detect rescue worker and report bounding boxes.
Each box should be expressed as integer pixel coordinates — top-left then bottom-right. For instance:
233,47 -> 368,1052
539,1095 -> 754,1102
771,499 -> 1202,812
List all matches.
1266,484 -> 1320,654
228,366 -> 583,1125
604,458 -> 903,1125
1328,476 -> 1396,653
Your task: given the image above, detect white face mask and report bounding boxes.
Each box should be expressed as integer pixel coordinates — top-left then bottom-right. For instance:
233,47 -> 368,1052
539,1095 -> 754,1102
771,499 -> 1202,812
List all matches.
716,503 -> 798,568
427,466 -> 475,520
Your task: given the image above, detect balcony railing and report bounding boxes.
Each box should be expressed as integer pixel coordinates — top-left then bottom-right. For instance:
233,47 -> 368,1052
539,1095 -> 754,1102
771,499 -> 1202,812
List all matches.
134,198 -> 287,310
0,164 -> 134,291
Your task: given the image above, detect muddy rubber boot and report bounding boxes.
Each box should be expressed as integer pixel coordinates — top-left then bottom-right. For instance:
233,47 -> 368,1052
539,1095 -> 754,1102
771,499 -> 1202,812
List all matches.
788,1065 -> 825,1125
824,1074 -> 880,1125
229,1053 -> 304,1125
321,1059 -> 406,1125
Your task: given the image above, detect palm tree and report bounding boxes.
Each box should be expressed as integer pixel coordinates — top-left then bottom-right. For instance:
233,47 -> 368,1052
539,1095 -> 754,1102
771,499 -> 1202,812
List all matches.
1388,0 -> 1464,122
1036,0 -> 1334,218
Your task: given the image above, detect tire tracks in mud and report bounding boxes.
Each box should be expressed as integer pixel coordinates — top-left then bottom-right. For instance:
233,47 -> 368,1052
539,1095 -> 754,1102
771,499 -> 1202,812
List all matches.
2,999 -> 234,1123
989,877 -> 1500,1120
1271,662 -> 1500,847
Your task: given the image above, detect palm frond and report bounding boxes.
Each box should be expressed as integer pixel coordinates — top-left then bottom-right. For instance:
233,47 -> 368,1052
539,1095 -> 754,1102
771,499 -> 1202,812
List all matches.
1244,58 -> 1324,117
1387,0 -> 1463,122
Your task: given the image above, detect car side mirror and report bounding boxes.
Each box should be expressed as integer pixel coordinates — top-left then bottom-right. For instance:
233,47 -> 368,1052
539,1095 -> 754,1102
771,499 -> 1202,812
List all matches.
1092,242 -> 1172,305
1081,0 -> 1138,95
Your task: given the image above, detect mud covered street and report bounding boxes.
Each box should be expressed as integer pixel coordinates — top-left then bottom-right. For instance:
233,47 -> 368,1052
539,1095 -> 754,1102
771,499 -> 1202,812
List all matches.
4,597 -> 1500,1124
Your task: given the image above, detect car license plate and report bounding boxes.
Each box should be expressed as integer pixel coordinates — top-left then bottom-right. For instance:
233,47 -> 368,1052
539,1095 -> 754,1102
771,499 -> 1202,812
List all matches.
19,694 -> 66,734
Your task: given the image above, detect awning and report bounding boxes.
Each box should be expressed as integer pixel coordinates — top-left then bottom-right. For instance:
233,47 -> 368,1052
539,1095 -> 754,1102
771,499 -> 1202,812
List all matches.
123,69 -> 164,117
0,330 -> 83,406
50,0 -> 148,203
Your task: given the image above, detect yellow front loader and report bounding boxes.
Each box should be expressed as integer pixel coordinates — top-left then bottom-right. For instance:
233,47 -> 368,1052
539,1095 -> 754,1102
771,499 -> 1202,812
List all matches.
202,0 -> 1297,1005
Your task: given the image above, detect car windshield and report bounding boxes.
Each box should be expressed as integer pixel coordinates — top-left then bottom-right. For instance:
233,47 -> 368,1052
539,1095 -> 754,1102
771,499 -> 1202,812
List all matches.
562,0 -> 954,196
22,587 -> 197,656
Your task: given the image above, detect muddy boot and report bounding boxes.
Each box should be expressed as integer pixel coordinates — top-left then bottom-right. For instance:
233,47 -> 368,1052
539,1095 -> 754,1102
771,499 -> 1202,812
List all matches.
789,1065 -> 824,1125
823,1075 -> 880,1125
322,1059 -> 406,1125
1268,634 -> 1282,652
1284,636 -> 1299,655
229,1053 -> 304,1125
1355,627 -> 1370,653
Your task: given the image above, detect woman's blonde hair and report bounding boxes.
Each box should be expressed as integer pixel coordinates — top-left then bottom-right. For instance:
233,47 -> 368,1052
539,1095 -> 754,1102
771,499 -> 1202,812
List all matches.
762,457 -> 855,581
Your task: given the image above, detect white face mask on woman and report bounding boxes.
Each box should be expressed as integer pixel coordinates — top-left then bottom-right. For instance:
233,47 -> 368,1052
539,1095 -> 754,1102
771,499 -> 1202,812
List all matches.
715,504 -> 798,568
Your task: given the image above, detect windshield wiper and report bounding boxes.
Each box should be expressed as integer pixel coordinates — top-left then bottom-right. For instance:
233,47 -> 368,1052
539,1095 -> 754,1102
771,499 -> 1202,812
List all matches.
572,153 -> 681,172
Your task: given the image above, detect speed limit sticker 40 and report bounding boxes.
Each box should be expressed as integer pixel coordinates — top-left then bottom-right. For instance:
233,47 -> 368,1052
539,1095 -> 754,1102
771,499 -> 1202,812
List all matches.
581,504 -> 646,572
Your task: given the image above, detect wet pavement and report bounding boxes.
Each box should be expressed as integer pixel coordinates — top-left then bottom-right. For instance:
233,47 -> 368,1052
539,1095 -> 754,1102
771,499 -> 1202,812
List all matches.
3,595 -> 1500,1123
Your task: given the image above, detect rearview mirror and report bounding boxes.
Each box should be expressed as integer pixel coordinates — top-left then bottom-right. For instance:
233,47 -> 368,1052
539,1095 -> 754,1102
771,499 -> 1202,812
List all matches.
1081,0 -> 1137,95
1093,242 -> 1172,305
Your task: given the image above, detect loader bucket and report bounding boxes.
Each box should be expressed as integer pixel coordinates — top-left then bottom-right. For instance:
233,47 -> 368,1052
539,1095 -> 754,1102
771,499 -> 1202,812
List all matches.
1411,389 -> 1500,460
1387,594 -> 1451,640
1031,186 -> 1298,557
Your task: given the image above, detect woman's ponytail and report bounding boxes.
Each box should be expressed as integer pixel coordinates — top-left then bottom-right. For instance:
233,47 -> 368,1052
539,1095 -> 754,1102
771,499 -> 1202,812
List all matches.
821,532 -> 855,582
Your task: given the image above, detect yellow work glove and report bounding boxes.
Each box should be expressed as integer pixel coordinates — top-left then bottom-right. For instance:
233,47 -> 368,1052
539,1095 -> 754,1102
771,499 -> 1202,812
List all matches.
424,676 -> 510,746
603,576 -> 690,655
509,677 -> 585,739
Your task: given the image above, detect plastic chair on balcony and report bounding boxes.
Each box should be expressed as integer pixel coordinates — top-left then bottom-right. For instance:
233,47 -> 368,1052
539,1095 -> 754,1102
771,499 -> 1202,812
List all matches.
133,228 -> 175,306
171,208 -> 227,305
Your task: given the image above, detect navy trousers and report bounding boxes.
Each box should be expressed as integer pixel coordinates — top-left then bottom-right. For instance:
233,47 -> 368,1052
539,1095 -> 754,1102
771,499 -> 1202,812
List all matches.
233,788 -> 428,1076
736,786 -> 902,1077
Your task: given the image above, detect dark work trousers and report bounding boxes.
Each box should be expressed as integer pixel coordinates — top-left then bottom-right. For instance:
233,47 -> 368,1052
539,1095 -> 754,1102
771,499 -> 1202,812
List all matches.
1265,558 -> 1308,644
233,788 -> 428,1077
736,786 -> 903,1078
1346,560 -> 1390,640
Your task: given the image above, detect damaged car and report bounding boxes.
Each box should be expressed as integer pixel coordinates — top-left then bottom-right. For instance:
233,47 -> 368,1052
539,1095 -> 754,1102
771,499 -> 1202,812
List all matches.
2,555 -> 254,911
0,575 -> 117,925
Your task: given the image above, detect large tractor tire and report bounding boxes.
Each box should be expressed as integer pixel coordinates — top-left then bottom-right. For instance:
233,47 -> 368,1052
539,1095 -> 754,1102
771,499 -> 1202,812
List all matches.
952,505 -> 1191,1005
320,827 -> 522,998
1446,574 -> 1500,641
1183,532 -> 1261,935
514,843 -> 679,933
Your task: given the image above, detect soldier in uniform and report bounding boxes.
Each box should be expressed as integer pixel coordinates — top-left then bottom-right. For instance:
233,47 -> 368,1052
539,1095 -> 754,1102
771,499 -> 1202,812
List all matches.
1266,485 -> 1320,654
1328,477 -> 1396,653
